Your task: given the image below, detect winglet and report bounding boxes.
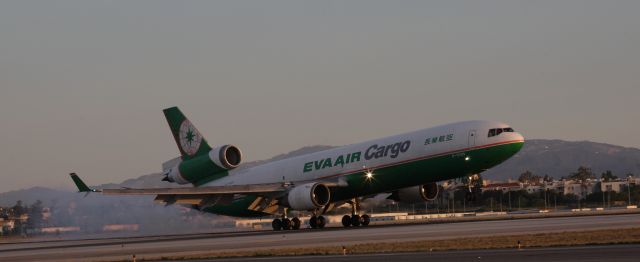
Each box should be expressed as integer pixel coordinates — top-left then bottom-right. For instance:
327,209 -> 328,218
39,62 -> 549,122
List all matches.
69,173 -> 100,193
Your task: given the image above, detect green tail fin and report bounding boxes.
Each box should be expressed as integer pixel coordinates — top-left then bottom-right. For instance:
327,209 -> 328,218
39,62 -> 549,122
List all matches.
163,107 -> 212,160
69,173 -> 97,193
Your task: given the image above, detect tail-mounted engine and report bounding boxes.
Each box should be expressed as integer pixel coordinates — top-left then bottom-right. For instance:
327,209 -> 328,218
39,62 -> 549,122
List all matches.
164,145 -> 242,185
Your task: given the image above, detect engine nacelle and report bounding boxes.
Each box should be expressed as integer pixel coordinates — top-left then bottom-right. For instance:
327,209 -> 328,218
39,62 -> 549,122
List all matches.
209,145 -> 242,170
165,145 -> 242,185
389,183 -> 439,203
286,183 -> 331,210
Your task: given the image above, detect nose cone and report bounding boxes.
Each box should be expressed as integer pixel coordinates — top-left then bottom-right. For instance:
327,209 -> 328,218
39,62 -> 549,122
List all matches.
509,132 -> 525,155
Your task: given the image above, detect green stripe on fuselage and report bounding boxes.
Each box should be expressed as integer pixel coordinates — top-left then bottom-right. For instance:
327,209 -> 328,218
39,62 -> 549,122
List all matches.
332,141 -> 524,200
200,141 -> 524,218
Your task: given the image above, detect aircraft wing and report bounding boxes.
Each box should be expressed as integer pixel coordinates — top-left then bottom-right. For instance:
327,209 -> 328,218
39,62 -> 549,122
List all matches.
70,173 -> 286,195
69,173 -> 347,214
101,183 -> 287,195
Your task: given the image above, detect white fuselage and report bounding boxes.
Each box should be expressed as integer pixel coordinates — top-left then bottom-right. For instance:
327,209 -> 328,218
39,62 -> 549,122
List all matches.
207,120 -> 524,188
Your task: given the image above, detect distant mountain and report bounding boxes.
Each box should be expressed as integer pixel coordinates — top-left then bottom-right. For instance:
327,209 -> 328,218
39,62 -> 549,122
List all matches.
0,187 -> 74,207
483,139 -> 640,181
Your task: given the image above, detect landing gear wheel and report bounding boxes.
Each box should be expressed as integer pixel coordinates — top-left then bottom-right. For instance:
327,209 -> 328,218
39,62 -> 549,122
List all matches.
341,215 -> 352,227
361,214 -> 370,226
291,217 -> 301,230
282,218 -> 292,230
309,216 -> 318,229
272,218 -> 283,231
317,215 -> 326,229
350,214 -> 361,227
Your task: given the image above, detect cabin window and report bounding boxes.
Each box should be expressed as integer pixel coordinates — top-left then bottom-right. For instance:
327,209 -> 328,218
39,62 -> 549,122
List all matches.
489,127 -> 515,137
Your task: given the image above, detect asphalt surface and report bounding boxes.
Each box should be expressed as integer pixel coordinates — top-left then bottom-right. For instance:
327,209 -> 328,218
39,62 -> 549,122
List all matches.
185,245 -> 640,262
1,213 -> 639,262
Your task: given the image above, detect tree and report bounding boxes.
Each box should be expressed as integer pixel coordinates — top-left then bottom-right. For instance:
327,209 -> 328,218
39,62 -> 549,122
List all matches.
570,166 -> 596,200
12,200 -> 25,217
518,171 -> 533,184
569,166 -> 596,182
27,200 -> 44,231
601,170 -> 618,182
518,170 -> 542,185
543,175 -> 553,183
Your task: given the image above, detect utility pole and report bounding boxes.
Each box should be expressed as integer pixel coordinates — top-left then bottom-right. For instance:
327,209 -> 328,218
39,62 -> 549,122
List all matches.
602,184 -> 606,209
508,190 -> 512,211
490,197 -> 493,212
518,195 -> 521,210
628,176 -> 633,206
544,189 -> 548,210
578,195 -> 581,209
452,192 -> 455,214
447,194 -> 450,213
499,193 -> 503,212
463,197 -> 466,213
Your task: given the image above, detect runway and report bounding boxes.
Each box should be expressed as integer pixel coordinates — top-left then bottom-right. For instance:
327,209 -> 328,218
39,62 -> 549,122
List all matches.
194,245 -> 640,262
1,213 -> 639,262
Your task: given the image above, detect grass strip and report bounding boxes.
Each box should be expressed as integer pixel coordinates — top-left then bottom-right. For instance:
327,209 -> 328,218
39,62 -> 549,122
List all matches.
124,227 -> 640,261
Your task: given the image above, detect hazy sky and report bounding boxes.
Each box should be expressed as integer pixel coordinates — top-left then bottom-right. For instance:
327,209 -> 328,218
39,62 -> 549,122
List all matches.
1,1 -> 638,192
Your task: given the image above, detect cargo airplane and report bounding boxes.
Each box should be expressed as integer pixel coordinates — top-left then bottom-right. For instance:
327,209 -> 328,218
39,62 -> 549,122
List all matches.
71,107 -> 524,230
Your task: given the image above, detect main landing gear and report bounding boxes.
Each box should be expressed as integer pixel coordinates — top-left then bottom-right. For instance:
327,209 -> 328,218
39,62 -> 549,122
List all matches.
271,216 -> 301,231
308,215 -> 326,229
341,198 -> 371,228
272,215 -> 326,231
341,214 -> 370,227
272,198 -> 374,231
272,208 -> 325,231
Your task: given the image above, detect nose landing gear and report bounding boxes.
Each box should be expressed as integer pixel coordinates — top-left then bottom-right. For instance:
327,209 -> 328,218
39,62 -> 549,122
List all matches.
465,174 -> 482,202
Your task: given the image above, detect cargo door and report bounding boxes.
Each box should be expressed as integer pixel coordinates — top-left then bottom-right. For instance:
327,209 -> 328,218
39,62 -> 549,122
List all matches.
468,130 -> 476,147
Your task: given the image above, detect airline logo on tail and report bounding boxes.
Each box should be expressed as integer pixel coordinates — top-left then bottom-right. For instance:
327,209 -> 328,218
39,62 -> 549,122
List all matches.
179,120 -> 203,156
163,106 -> 212,160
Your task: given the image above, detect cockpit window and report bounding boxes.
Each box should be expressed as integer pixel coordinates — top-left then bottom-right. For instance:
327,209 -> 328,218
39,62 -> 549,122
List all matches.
488,127 -> 515,137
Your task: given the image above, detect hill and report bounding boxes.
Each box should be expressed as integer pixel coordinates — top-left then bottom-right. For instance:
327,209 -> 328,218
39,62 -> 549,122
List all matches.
483,139 -> 640,180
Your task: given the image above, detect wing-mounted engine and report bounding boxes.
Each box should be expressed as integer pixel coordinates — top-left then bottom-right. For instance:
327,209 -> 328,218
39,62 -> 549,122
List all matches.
283,183 -> 331,211
388,182 -> 439,203
163,145 -> 242,185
